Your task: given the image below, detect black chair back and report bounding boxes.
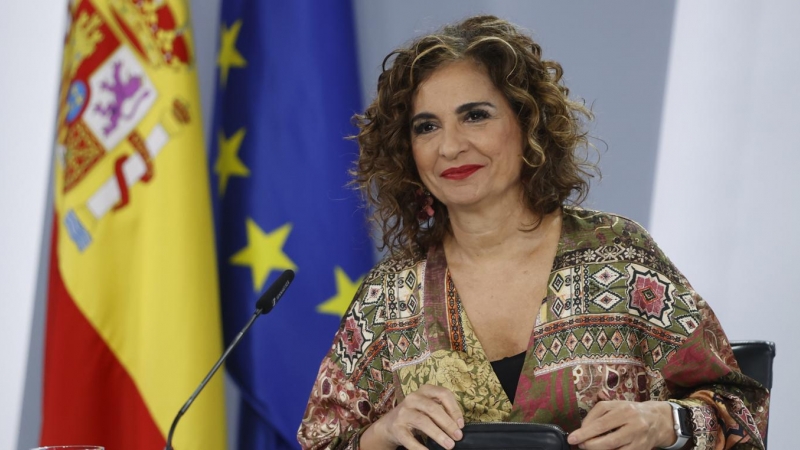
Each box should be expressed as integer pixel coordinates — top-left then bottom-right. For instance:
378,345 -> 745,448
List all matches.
730,340 -> 775,390
730,340 -> 775,449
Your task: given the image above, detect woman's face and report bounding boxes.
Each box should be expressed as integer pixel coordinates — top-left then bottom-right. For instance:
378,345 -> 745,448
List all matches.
410,59 -> 525,214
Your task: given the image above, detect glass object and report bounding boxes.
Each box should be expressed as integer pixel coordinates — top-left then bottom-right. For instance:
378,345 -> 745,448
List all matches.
31,446 -> 104,450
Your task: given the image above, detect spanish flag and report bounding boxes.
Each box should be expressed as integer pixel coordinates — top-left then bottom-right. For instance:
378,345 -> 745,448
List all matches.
41,1 -> 226,449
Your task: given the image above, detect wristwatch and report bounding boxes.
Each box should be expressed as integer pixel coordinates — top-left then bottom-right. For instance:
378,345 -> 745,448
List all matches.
661,401 -> 692,450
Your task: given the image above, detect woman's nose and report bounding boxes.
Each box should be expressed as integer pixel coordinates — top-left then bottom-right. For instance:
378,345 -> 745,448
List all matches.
439,125 -> 468,159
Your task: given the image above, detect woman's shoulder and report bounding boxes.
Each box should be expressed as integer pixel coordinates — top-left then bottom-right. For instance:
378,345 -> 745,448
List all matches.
364,251 -> 427,284
562,205 -> 658,250
561,205 -> 686,284
563,206 -> 650,234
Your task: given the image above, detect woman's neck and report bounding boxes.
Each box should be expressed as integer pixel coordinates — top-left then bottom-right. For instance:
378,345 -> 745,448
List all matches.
444,194 -> 561,264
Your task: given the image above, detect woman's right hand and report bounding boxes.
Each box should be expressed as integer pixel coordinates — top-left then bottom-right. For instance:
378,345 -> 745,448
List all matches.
361,384 -> 465,450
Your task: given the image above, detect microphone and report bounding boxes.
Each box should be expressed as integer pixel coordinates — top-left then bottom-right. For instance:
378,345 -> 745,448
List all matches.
256,269 -> 294,314
165,269 -> 295,450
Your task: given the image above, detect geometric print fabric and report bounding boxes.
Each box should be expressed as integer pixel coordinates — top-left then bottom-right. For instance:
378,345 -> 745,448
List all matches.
299,208 -> 769,450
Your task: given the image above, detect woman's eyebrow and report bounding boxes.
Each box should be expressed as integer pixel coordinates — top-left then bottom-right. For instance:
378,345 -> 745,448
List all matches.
455,101 -> 495,114
410,112 -> 437,123
411,102 -> 496,123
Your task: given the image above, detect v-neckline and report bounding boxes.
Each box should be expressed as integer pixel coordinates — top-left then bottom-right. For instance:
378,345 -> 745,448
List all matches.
428,207 -> 571,408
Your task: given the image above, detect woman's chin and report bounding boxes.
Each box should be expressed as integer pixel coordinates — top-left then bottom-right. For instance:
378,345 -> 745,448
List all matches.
443,197 -> 507,215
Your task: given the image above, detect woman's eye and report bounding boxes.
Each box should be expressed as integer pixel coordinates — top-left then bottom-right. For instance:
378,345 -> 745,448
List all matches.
413,122 -> 437,135
465,109 -> 490,122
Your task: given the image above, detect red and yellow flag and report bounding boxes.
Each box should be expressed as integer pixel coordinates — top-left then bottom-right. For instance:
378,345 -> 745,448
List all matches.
42,1 -> 226,448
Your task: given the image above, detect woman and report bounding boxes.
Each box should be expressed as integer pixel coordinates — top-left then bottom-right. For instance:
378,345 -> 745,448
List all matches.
298,15 -> 768,450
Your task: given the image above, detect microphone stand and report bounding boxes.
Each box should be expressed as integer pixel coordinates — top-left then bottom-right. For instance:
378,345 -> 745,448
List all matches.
164,309 -> 261,450
164,269 -> 294,450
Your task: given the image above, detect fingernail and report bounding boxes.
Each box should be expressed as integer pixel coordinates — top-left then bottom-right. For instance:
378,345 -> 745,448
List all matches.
446,438 -> 455,449
458,418 -> 465,428
454,429 -> 463,440
567,435 -> 577,444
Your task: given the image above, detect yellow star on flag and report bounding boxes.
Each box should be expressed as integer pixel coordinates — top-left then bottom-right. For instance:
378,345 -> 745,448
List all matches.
230,219 -> 298,292
215,128 -> 250,195
317,266 -> 364,317
217,20 -> 247,86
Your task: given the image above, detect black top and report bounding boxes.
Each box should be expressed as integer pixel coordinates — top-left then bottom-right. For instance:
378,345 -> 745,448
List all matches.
490,351 -> 526,404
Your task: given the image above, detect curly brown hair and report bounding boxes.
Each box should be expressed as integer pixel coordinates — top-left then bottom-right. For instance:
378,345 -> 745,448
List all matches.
353,15 -> 596,258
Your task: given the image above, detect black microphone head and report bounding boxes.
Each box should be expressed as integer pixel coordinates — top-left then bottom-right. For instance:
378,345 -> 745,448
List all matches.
256,269 -> 295,314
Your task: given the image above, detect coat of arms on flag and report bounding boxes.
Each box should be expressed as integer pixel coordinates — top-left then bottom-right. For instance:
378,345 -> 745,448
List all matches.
42,1 -> 226,449
57,0 -> 197,251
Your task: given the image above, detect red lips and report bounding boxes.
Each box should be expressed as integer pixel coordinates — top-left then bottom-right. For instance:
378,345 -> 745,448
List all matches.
440,164 -> 484,180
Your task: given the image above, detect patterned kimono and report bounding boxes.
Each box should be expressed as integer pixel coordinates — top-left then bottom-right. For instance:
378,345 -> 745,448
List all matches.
298,208 -> 769,449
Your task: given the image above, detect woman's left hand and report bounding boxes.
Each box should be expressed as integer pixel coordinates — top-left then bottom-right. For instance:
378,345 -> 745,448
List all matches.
567,400 -> 677,450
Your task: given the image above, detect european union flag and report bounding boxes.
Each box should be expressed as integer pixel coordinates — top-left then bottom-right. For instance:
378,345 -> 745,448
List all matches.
209,1 -> 374,448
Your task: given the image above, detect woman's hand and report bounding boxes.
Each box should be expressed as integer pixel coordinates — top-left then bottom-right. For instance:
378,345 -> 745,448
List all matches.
567,400 -> 677,450
361,384 -> 465,450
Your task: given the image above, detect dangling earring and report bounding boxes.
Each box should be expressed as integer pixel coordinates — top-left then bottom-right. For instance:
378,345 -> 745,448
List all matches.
415,188 -> 435,220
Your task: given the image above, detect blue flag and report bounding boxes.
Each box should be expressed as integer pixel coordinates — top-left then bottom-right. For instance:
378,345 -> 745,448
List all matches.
209,1 -> 374,448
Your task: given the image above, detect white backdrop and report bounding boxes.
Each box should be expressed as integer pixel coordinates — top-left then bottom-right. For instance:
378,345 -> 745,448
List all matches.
2,1 -> 793,449
0,3 -> 63,450
651,2 -> 800,448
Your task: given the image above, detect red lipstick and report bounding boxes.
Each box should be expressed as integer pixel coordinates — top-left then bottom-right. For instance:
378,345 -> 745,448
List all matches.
440,164 -> 484,180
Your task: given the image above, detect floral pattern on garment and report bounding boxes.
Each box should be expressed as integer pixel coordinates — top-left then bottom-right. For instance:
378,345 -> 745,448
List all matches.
298,207 -> 769,450
397,349 -> 511,422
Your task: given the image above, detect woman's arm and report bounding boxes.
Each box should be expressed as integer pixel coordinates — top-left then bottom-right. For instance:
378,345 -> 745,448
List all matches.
566,289 -> 767,450
297,264 -> 464,450
298,276 -> 396,449
634,219 -> 768,449
658,292 -> 769,450
567,216 -> 768,450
